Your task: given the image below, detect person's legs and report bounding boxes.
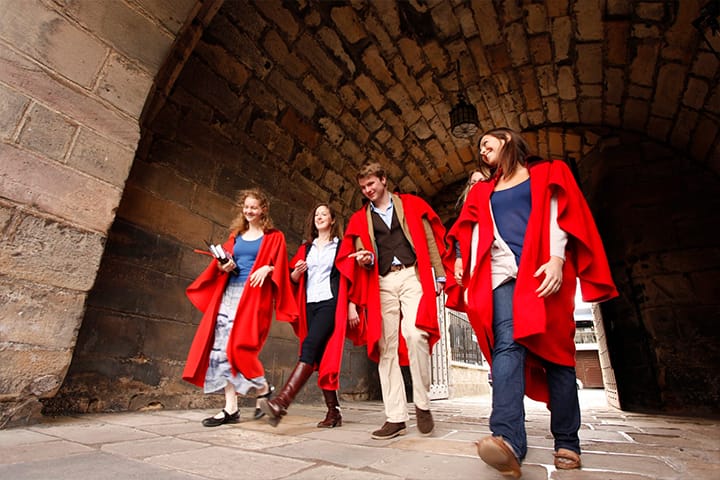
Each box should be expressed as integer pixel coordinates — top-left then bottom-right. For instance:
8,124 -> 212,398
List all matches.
544,360 -> 581,455
488,280 -> 527,460
300,300 -> 336,365
398,268 -> 431,411
377,271 -> 408,423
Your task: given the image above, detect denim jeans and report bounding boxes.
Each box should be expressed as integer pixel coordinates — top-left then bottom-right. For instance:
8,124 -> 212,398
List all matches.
489,280 -> 581,459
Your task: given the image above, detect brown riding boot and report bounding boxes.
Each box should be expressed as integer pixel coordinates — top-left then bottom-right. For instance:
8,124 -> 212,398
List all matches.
259,361 -> 314,427
317,389 -> 342,428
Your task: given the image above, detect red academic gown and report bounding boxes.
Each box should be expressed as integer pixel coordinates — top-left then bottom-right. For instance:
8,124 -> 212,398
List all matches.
183,229 -> 298,387
337,193 -> 448,363
445,160 -> 618,403
288,243 -> 350,390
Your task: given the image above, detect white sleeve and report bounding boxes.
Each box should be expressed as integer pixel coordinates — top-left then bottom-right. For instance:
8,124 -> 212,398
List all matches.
550,193 -> 568,260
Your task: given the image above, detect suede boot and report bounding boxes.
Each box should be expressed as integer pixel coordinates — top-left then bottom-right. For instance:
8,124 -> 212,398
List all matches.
259,361 -> 314,427
317,389 -> 342,428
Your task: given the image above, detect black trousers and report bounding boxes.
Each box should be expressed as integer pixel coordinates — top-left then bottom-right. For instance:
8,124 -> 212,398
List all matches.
299,298 -> 337,365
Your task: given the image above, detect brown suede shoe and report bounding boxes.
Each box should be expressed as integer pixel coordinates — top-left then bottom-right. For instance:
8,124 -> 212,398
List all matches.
415,407 -> 434,436
371,421 -> 406,440
476,435 -> 522,478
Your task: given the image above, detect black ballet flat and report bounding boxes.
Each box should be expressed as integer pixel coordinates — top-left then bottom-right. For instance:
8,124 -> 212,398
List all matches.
253,385 -> 275,420
202,409 -> 239,427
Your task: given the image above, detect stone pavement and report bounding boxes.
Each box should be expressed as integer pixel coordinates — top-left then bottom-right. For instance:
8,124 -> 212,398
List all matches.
0,390 -> 718,479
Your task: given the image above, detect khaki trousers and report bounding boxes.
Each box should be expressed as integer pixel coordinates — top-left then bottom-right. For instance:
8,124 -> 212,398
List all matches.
378,266 -> 432,422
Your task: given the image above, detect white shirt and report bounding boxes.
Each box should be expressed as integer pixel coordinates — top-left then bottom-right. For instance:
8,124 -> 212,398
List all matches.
306,237 -> 339,303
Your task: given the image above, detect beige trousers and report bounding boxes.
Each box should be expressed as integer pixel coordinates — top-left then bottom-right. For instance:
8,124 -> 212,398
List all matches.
377,266 -> 432,423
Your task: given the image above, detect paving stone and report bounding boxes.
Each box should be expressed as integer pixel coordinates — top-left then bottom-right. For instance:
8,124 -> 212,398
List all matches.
28,422 -> 158,445
0,440 -> 93,465
100,436 -> 209,459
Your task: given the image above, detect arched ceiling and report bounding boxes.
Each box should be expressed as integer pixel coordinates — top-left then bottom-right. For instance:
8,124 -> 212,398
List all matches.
146,0 -> 719,202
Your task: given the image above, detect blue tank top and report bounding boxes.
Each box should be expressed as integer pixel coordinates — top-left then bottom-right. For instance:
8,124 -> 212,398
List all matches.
491,179 -> 531,266
229,235 -> 263,283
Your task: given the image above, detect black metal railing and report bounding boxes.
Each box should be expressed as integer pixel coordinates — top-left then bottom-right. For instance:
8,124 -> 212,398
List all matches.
446,309 -> 484,366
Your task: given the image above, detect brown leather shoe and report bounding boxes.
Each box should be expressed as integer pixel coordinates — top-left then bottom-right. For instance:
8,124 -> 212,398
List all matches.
415,407 -> 434,436
371,421 -> 406,440
476,435 -> 522,478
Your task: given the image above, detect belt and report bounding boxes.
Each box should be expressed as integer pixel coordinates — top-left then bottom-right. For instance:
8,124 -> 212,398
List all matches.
387,263 -> 415,274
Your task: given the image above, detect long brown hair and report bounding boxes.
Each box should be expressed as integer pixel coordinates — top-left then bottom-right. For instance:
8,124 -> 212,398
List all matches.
478,127 -> 532,180
455,169 -> 487,209
304,203 -> 344,243
229,188 -> 274,234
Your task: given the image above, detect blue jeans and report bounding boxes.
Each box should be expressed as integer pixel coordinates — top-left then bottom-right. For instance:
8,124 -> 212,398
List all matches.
489,280 -> 581,460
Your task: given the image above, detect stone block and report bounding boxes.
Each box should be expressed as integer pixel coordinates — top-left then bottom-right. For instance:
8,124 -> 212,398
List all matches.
518,66 -> 542,111
506,23 -> 530,66
267,70 -> 315,120
0,144 -> 122,233
251,117 -> 294,162
223,0 -> 266,38
339,112 -> 370,145
255,0 -> 299,41
605,68 -> 624,105
576,43 -> 603,84
423,40 -> 449,72
630,42 -> 660,87
623,98 -> 650,131
61,0 -> 173,71
67,127 -> 135,187
557,66 -> 577,100
296,34 -> 343,88
682,77 -> 709,110
580,98 -> 602,124
691,115 -> 719,161
551,16 -> 572,61
0,44 -> 140,146
362,45 -> 394,88
691,51 -> 719,79
127,161 -> 194,208
18,103 -> 76,161
302,74 -> 342,118
0,0 -> 106,88
331,5 -> 366,44
528,34 -> 552,65
0,208 -> 105,291
471,0 -> 502,45
282,107 -> 321,149
0,83 -> 28,140
430,1 -> 460,38
176,56 -> 241,122
605,21 -> 630,66
397,38 -> 424,75
574,0 -> 603,41
652,63 -> 687,118
355,74 -> 385,111
561,100 -> 580,123
195,41 -> 251,89
0,276 -> 84,349
96,53 -> 153,118
0,348 -> 71,398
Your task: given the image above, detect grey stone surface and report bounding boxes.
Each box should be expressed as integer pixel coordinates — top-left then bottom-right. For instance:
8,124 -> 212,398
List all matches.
0,391 -> 717,479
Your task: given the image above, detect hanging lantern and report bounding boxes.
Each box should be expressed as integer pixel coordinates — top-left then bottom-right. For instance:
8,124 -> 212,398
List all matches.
450,93 -> 479,138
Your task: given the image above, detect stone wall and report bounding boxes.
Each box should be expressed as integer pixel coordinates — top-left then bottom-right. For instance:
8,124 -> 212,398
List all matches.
0,0 -> 201,426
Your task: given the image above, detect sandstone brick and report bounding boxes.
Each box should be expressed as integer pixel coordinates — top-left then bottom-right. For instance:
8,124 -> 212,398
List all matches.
134,0 -> 196,35
331,5 -> 366,44
68,127 -> 135,187
364,11 -> 397,58
244,78 -> 280,117
551,16 -> 572,62
605,68 -> 624,105
456,5 -> 478,37
682,77 -> 709,110
576,43 -> 603,84
423,40 -> 450,72
391,57 -> 424,104
340,139 -> 365,167
527,110 -> 545,126
251,117 -> 294,162
410,118 -> 433,140
0,208 -> 105,291
691,51 -> 719,79
62,0 -> 173,72
430,1 -> 460,38
707,85 -> 720,114
574,0 -> 603,41
262,29 -> 308,79
561,100 -> 580,123
384,136 -> 404,159
690,115 -> 719,161
487,44 -> 511,72
652,63 -> 687,118
505,23 -> 530,66
546,0 -> 569,17
398,38 -> 424,75
529,34 -> 552,65
536,64 -> 558,96
607,0 -> 633,15
379,108 -> 405,139
339,111 -> 371,145
419,71 -> 443,103
373,1 -> 400,38
318,117 -> 344,147
630,42 -> 660,87
548,130 -> 564,157
633,24 -> 661,40
629,84 -> 653,99
544,96 -> 561,123
0,0 -> 107,88
605,104 -> 621,126
557,66 -> 577,100
387,83 -> 421,126
580,98 -> 602,124
255,0 -> 299,41
0,275 -> 83,349
519,66 -> 542,111
0,83 -> 28,140
0,349 -> 71,398
296,34 -> 343,88
318,27 -> 357,76
176,56 -> 241,121
362,44 -> 394,87
525,4 -> 548,34
96,52 -> 154,118
361,110 -> 383,133
267,69 -> 315,119
303,74 -> 343,118
223,0 -> 267,38
605,21 -> 631,66
670,108 -> 697,149
466,38 -> 492,78
18,103 -> 76,161
623,97 -> 650,131
355,74 -> 385,111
